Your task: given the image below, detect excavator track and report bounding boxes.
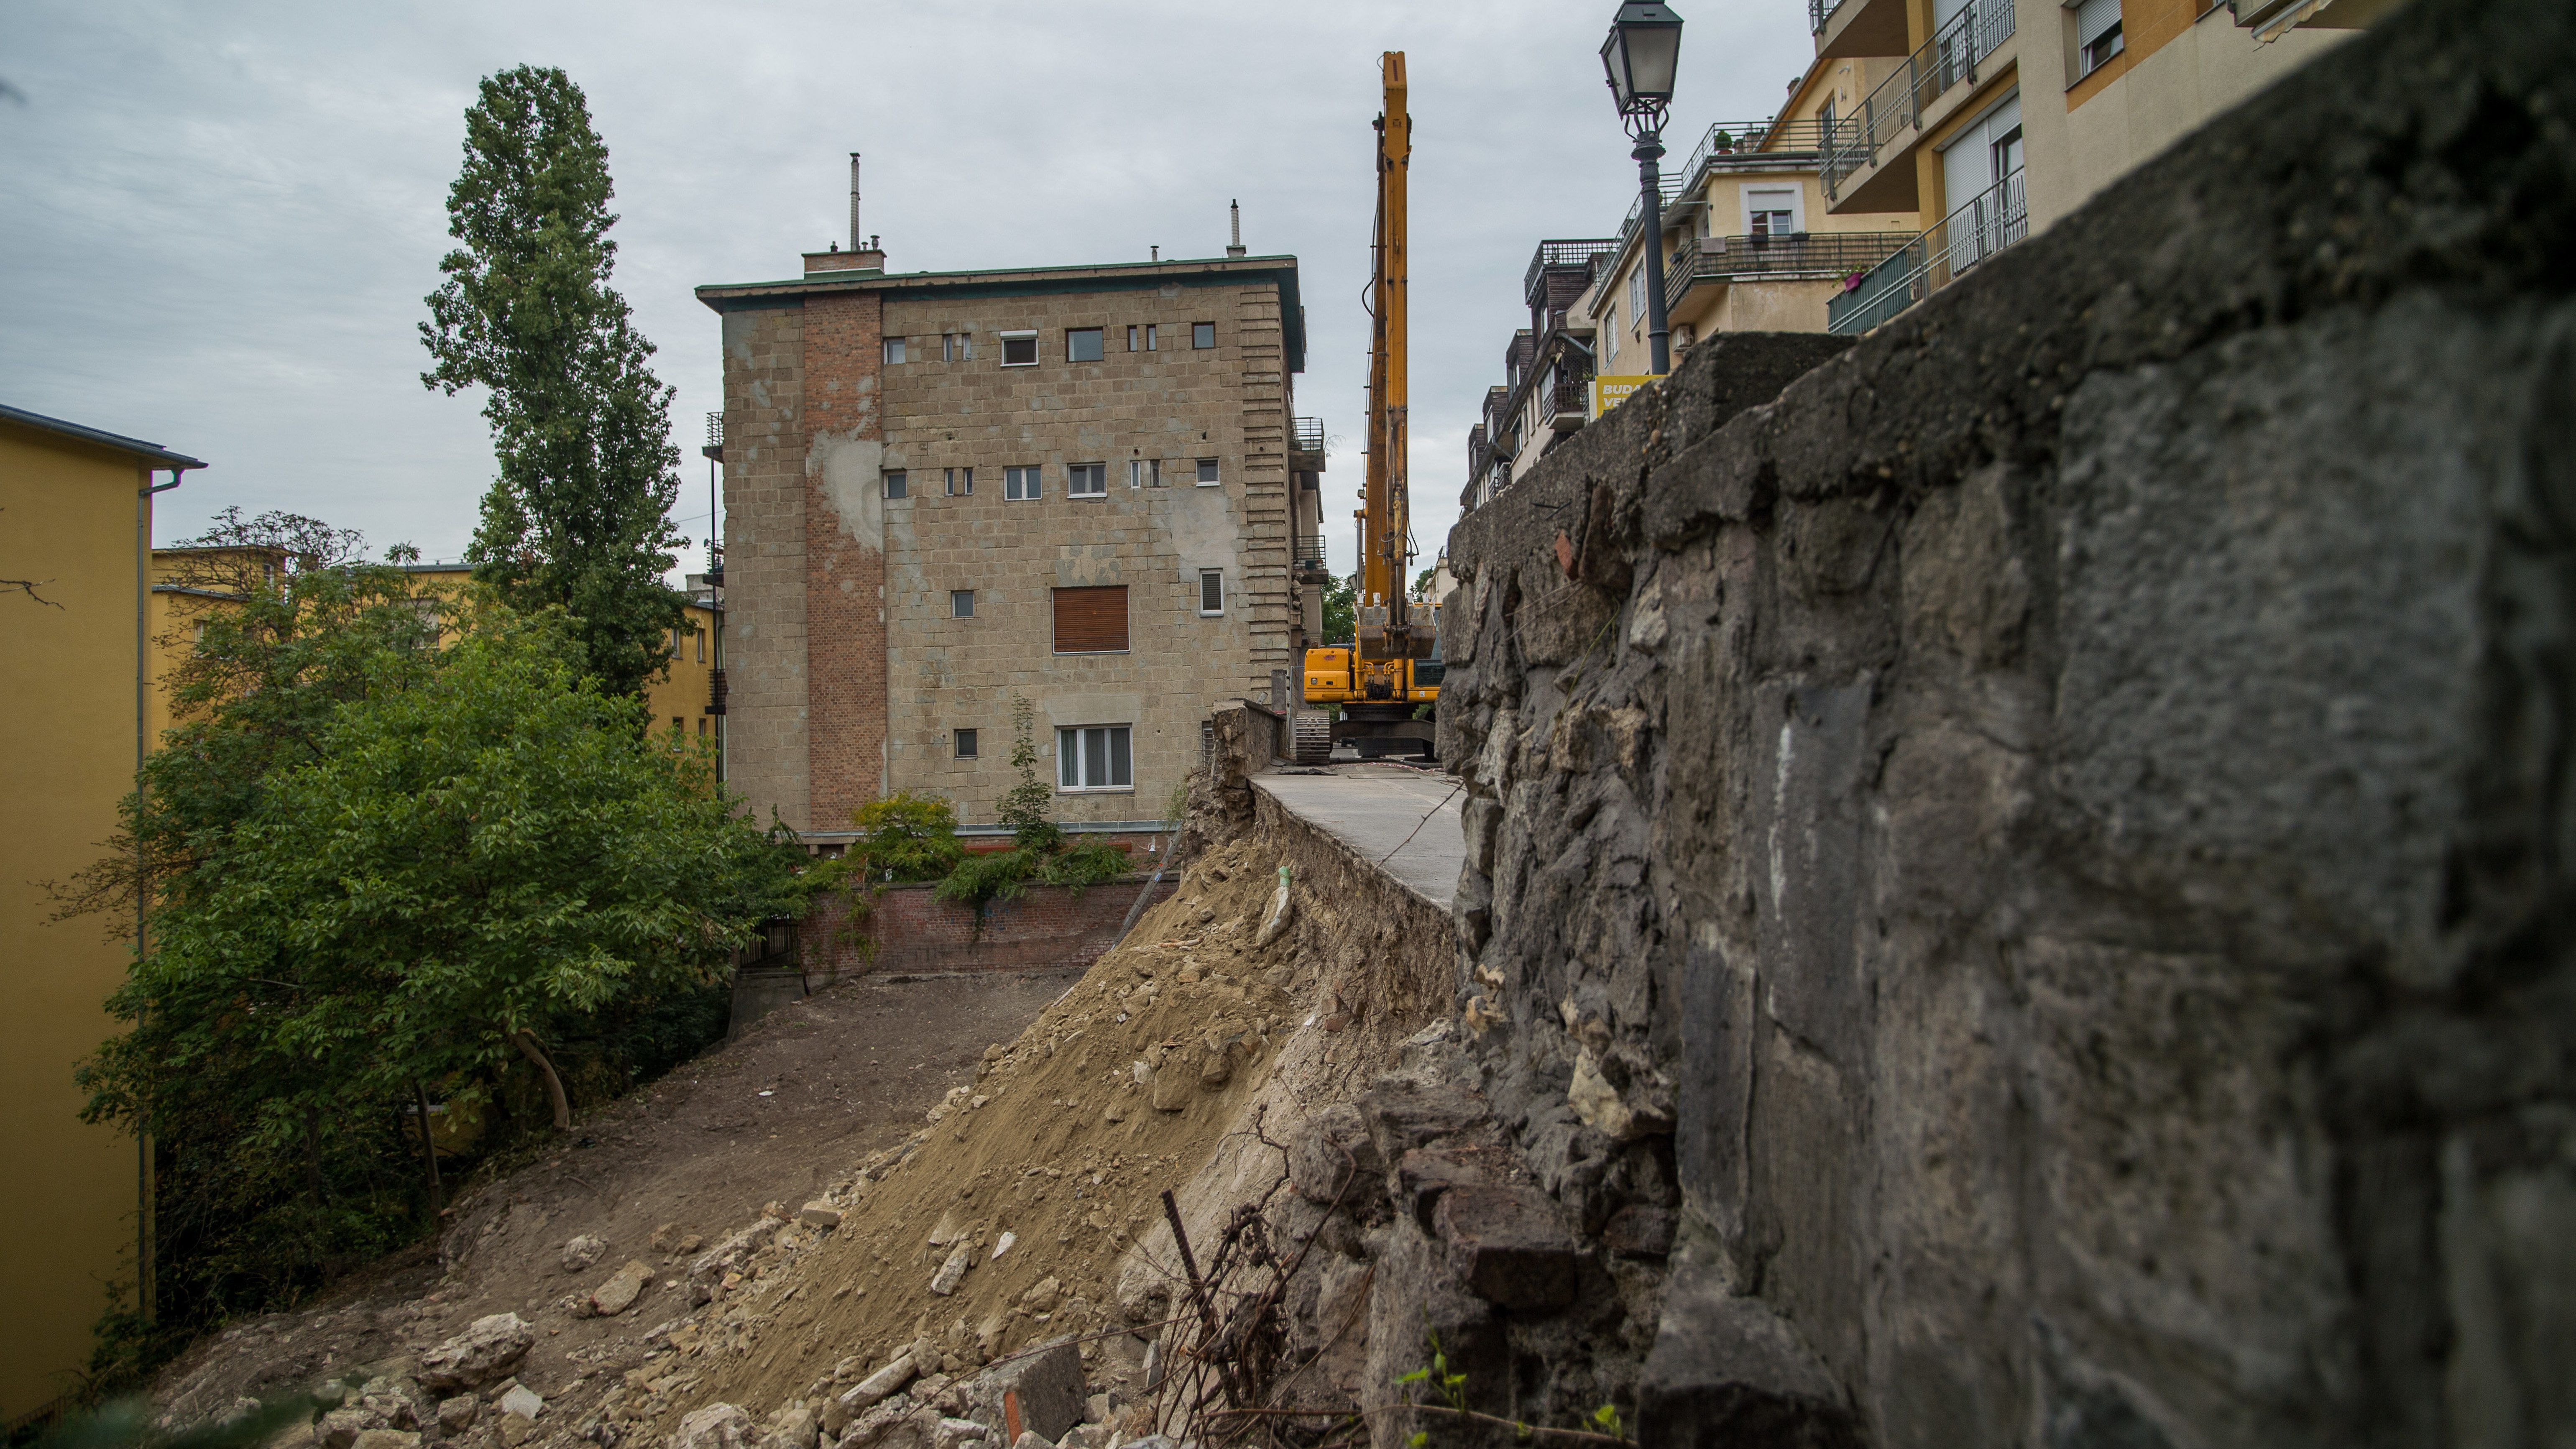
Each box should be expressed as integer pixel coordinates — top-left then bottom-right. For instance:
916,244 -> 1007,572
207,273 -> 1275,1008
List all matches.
1293,712 -> 1334,765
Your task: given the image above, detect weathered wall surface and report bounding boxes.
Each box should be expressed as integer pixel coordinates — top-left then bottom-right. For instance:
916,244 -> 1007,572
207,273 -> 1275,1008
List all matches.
1431,2 -> 2576,1445
800,876 -> 1178,979
720,304 -> 813,832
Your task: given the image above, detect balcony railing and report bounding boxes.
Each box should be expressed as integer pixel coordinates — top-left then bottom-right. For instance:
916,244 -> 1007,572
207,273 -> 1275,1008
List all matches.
1615,177 -> 1688,256
1292,533 -> 1329,574
1811,0 -> 1835,30
1468,422 -> 1492,483
1543,368 -> 1590,429
1666,230 -> 1914,303
1291,416 -> 1326,457
707,666 -> 729,717
1827,170 -> 2027,335
1820,0 -> 2016,198
1677,119 -> 1831,192
1525,239 -> 1618,307
702,410 -> 724,462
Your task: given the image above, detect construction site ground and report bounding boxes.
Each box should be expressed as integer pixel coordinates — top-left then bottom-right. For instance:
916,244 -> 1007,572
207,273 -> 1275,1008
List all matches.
146,967 -> 1089,1429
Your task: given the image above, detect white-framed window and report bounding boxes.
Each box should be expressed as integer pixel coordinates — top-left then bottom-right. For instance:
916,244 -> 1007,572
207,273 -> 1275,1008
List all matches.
1057,724 -> 1134,790
883,336 -> 907,365
1191,322 -> 1216,350
883,469 -> 908,500
1068,463 -> 1107,497
1000,330 -> 1039,366
1199,570 -> 1225,615
1195,458 -> 1220,487
2073,0 -> 2123,77
945,466 -> 973,496
1127,458 -> 1161,489
1744,186 -> 1802,238
954,727 -> 979,759
1627,266 -> 1645,323
1068,327 -> 1104,363
1005,465 -> 1043,501
951,589 -> 975,618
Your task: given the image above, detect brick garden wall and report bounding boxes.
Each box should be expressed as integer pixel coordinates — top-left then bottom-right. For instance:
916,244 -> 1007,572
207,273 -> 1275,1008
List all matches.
801,874 -> 1177,979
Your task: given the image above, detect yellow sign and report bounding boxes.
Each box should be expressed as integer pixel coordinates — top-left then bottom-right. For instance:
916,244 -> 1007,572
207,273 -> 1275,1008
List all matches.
1590,375 -> 1653,420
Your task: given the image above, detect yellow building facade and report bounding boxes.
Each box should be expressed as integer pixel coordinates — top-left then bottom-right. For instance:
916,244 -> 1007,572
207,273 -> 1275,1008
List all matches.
0,404 -> 201,1430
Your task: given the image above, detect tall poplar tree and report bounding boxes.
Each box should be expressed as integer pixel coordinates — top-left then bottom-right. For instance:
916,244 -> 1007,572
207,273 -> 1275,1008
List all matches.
420,65 -> 687,699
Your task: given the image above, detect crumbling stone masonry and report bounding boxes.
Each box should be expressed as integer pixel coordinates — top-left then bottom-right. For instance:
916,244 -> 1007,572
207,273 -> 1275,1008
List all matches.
1425,0 -> 2576,1444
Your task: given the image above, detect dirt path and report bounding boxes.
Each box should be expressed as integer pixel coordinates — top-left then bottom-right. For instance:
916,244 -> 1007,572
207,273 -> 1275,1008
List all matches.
150,969 -> 1085,1429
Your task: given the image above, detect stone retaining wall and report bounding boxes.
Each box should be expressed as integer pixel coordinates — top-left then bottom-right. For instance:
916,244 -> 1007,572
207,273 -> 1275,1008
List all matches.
1426,1 -> 2576,1444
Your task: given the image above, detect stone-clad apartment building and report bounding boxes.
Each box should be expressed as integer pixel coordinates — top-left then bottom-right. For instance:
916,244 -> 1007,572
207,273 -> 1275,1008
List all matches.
696,245 -> 1321,843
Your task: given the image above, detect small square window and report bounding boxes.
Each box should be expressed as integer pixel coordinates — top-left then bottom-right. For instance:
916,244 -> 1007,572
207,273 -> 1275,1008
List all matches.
1005,465 -> 1043,501
1196,458 -> 1220,486
955,728 -> 979,759
951,589 -> 975,618
1192,322 -> 1216,350
1001,331 -> 1038,366
883,336 -> 907,365
1068,328 -> 1104,363
883,470 -> 908,500
945,466 -> 973,496
1199,570 -> 1224,615
1068,463 -> 1107,497
1128,458 -> 1160,489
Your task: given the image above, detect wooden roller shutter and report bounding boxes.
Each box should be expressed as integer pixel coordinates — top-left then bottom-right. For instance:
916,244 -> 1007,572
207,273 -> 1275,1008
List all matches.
1053,585 -> 1129,653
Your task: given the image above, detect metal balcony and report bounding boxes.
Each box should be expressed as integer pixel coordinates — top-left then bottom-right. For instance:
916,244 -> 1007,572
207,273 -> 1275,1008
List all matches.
1665,230 -> 1912,306
1292,533 -> 1329,577
1827,170 -> 2028,335
1821,0 -> 2016,199
1290,416 -> 1327,473
1525,239 -> 1618,307
706,666 -> 728,716
702,411 -> 724,462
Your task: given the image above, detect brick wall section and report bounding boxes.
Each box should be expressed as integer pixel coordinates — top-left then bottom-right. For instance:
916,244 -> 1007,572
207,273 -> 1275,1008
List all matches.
802,876 -> 1177,977
1233,286 -> 1293,687
719,305 -> 811,830
802,291 -> 890,829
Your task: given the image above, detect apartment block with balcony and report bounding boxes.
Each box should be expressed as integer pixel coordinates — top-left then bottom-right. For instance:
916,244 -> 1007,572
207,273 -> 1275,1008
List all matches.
1814,0 -> 2393,334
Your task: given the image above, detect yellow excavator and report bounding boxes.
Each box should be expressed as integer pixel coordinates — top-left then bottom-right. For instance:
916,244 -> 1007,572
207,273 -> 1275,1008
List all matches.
1298,52 -> 1441,764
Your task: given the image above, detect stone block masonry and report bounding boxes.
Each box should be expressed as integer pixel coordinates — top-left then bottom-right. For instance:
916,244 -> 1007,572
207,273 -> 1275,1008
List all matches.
1420,0 -> 2576,1445
719,306 -> 811,831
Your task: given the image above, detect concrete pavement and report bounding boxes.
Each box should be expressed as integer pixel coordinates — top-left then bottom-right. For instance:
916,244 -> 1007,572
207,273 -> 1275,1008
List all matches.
1252,764 -> 1467,910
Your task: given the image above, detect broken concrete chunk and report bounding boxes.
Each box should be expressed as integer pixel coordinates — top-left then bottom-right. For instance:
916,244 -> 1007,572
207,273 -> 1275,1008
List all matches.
591,1259 -> 657,1317
1604,1204 -> 1677,1259
969,1338 -> 1085,1444
1008,1434 -> 1055,1449
434,1396 -> 479,1435
349,1433 -> 420,1449
499,1385 -> 543,1423
560,1234 -> 608,1273
650,1222 -> 684,1252
932,1419 -> 987,1449
840,1352 -> 918,1413
799,1200 -> 845,1229
929,1242 -> 976,1296
1392,1146 -> 1521,1229
672,1403 -> 756,1449
1433,1185 -> 1580,1311
1357,1081 -> 1492,1161
689,1219 -> 784,1285
418,1313 -> 534,1392
760,1403 -> 820,1449
927,1210 -> 967,1247
319,1409 -> 373,1449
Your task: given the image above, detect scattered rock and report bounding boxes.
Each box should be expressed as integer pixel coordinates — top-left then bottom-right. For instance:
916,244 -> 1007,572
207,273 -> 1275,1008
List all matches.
1020,1276 -> 1062,1314
1147,1062 -> 1192,1113
592,1259 -> 657,1317
319,1408 -> 373,1449
799,1201 -> 844,1230
689,1219 -> 784,1291
419,1314 -> 534,1393
927,1210 -> 967,1247
1289,1103 -> 1388,1207
761,1403 -> 820,1449
840,1351 -> 919,1414
930,1243 -> 976,1296
672,1403 -> 756,1449
1434,1186 -> 1580,1310
437,1397 -> 480,1434
932,1418 -> 987,1449
561,1235 -> 608,1273
651,1222 -> 684,1252
350,1432 -> 420,1449
499,1385 -> 544,1423
991,1231 -> 1018,1260
1009,1435 -> 1053,1449
1603,1204 -> 1677,1259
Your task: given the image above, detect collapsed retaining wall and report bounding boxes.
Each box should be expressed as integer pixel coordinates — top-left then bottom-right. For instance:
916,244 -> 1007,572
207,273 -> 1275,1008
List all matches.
1430,1 -> 2576,1446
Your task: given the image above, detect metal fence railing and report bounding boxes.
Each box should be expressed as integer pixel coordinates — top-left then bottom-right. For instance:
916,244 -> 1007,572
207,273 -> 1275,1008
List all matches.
1524,239 -> 1618,306
1292,533 -> 1328,573
1291,416 -> 1325,456
1666,230 -> 1913,304
1821,0 -> 2016,198
1827,170 -> 2027,335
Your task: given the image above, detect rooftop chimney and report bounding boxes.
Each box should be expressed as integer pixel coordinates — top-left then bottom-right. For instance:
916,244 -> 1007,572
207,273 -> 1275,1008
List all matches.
1226,199 -> 1247,258
805,152 -> 886,274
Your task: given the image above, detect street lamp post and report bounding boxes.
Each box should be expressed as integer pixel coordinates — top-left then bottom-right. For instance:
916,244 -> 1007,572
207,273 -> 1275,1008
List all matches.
1601,2 -> 1685,376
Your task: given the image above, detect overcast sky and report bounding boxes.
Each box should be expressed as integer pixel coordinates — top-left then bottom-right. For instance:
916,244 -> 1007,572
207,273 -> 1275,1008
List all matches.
1,0 -> 1812,580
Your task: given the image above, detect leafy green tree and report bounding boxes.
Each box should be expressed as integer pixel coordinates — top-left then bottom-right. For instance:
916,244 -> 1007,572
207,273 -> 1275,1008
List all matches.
419,64 -> 688,700
1320,572 -> 1358,645
937,698 -> 1127,919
